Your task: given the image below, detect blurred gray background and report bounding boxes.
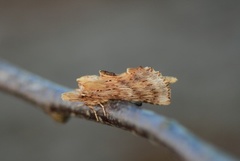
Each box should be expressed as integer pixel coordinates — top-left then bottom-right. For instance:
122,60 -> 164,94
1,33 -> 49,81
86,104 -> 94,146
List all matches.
0,1 -> 240,161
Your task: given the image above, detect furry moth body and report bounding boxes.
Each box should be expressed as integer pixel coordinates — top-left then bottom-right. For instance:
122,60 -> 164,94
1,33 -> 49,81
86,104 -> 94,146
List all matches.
61,66 -> 177,106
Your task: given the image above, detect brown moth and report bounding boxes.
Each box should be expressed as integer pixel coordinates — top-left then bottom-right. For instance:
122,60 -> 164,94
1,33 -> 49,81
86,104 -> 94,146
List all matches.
61,66 -> 177,106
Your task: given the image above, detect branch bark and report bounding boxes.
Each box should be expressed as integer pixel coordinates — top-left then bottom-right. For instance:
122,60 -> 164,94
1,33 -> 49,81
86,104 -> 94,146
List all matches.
0,59 -> 238,161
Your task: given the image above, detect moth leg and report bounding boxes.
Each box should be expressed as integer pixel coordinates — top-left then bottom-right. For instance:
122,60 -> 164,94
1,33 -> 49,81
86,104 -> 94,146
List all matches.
99,103 -> 106,117
89,106 -> 99,121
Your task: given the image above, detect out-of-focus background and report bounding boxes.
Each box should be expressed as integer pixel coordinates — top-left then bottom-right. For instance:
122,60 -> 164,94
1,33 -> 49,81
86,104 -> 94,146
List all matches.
0,1 -> 240,161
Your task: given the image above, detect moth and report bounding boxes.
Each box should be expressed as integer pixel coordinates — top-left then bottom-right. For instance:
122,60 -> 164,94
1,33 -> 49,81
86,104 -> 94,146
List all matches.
62,67 -> 177,117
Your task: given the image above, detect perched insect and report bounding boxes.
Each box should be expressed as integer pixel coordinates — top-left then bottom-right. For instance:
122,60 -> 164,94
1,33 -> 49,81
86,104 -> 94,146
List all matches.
61,66 -> 177,120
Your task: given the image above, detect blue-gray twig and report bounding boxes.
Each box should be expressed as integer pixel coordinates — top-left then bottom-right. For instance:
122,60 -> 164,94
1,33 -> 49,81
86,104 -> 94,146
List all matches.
0,59 -> 238,161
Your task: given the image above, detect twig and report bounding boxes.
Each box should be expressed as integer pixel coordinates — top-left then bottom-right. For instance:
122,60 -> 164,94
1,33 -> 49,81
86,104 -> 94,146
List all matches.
0,59 -> 238,161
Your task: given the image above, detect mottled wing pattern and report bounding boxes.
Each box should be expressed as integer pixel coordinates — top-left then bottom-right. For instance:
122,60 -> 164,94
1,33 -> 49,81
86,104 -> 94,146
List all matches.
61,66 -> 177,106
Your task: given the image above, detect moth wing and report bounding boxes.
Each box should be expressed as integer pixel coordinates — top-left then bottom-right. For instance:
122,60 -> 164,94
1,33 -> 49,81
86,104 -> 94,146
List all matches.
126,66 -> 144,74
124,67 -> 174,105
149,76 -> 173,105
99,70 -> 117,77
163,76 -> 178,84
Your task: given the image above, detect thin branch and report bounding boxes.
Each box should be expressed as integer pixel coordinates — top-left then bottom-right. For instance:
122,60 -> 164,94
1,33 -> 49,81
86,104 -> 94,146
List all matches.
0,59 -> 238,161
